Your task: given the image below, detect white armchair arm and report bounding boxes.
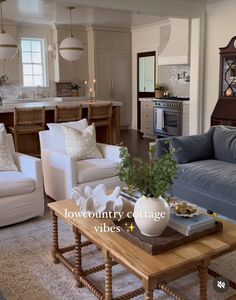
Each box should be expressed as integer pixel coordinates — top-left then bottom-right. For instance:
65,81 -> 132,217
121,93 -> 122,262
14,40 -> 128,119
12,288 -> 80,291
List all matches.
96,143 -> 121,162
12,152 -> 43,188
41,149 -> 77,200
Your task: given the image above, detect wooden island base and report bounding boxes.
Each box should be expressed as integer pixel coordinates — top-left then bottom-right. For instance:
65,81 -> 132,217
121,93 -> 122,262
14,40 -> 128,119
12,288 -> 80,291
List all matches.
0,105 -> 120,154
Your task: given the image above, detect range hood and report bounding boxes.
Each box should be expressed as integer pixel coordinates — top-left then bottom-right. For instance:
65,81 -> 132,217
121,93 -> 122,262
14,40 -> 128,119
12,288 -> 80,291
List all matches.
158,18 -> 190,65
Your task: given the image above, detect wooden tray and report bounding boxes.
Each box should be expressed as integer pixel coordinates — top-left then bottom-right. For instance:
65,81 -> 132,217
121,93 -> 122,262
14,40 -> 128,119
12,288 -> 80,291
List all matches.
113,217 -> 223,255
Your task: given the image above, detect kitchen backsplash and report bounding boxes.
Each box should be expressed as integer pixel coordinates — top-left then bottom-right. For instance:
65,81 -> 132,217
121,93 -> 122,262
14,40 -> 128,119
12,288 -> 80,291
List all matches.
0,82 -> 57,99
158,64 -> 190,97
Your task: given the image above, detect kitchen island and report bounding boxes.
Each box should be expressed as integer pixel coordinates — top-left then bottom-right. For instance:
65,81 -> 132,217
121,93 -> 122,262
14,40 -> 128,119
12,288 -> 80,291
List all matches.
0,97 -> 121,153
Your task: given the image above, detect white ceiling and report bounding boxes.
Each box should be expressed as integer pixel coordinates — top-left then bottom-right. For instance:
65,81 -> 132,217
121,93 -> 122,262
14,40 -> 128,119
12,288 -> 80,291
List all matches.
1,0 -> 227,27
2,0 -> 165,27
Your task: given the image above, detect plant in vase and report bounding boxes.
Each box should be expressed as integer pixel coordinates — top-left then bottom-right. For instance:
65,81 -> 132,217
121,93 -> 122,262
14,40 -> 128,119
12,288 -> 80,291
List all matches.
71,83 -> 81,97
117,145 -> 177,236
155,83 -> 166,98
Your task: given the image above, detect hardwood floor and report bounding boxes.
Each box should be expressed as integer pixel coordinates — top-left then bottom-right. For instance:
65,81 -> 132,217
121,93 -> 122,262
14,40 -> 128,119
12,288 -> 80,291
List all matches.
120,129 -> 155,162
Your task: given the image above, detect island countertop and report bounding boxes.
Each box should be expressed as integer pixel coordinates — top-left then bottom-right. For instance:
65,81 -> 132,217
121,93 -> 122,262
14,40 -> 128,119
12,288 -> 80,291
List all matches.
0,97 -> 122,113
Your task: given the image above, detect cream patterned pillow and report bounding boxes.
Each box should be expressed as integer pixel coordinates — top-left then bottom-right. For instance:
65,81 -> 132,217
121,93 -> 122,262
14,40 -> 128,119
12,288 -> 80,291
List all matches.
0,125 -> 18,171
62,123 -> 102,160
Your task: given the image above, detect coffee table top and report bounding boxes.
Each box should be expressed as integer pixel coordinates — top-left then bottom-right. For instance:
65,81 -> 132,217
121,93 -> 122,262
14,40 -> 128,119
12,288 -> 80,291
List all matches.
48,199 -> 236,280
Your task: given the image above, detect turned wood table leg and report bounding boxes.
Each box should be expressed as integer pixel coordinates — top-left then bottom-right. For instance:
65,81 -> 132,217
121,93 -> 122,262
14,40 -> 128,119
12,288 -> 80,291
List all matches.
199,259 -> 209,300
144,290 -> 153,300
104,251 -> 112,300
51,210 -> 59,264
74,227 -> 83,288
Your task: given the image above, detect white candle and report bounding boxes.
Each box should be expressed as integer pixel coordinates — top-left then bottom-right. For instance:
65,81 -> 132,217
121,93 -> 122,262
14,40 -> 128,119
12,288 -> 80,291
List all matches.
93,79 -> 96,99
84,80 -> 88,97
89,88 -> 93,99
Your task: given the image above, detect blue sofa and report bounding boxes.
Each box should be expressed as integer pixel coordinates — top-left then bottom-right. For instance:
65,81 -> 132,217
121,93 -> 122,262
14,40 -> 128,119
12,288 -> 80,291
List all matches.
156,126 -> 236,220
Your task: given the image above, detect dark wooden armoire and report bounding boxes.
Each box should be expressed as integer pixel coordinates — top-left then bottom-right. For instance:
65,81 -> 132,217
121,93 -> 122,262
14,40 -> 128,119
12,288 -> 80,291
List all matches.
211,36 -> 236,126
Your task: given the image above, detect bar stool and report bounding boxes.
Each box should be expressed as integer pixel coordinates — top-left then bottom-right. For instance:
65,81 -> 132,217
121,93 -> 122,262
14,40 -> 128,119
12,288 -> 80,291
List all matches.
54,105 -> 82,123
88,102 -> 113,144
9,107 -> 45,154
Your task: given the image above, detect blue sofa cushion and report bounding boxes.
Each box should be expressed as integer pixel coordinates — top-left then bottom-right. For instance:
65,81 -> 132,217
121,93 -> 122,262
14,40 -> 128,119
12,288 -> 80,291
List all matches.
175,159 -> 236,204
213,125 -> 236,163
171,127 -> 215,163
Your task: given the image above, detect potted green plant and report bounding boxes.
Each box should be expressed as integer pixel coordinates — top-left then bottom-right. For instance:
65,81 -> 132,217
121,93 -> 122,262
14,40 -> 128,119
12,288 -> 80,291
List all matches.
71,83 -> 81,97
117,145 -> 177,236
155,83 -> 166,98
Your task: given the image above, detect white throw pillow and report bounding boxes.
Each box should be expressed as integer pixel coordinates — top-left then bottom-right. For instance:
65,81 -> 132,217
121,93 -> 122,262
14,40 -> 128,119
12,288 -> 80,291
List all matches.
47,118 -> 88,151
62,123 -> 102,160
0,125 -> 18,171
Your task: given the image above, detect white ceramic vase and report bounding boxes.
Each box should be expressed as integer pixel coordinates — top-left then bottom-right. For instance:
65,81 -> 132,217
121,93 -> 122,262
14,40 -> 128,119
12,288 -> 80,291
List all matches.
133,195 -> 170,237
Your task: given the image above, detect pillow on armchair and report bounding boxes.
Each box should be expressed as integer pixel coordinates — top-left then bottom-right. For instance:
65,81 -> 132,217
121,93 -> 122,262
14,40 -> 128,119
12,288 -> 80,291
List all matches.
62,123 -> 102,160
0,125 -> 18,171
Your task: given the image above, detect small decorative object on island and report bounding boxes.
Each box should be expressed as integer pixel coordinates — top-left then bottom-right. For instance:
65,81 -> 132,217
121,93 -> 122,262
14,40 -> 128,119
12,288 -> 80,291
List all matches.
155,83 -> 166,98
72,184 -> 123,213
71,83 -> 80,97
0,74 -> 7,84
118,145 -> 178,236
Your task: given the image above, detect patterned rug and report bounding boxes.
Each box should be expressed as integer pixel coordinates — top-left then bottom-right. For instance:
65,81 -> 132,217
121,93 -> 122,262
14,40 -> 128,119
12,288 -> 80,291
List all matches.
0,213 -> 236,300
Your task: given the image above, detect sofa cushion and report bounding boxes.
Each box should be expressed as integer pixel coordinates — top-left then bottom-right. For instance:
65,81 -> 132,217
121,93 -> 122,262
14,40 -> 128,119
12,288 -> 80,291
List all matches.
213,125 -> 236,163
171,127 -> 215,163
175,159 -> 236,203
0,171 -> 35,197
77,158 -> 118,183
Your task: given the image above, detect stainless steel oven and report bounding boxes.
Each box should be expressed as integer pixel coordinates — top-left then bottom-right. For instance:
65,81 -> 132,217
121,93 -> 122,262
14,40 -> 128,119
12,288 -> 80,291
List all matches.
153,100 -> 183,136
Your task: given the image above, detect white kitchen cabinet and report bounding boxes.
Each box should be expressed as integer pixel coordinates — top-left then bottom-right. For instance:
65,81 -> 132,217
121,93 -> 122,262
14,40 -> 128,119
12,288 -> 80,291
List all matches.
0,25 -> 19,82
53,26 -> 88,82
140,100 -> 155,138
93,29 -> 131,127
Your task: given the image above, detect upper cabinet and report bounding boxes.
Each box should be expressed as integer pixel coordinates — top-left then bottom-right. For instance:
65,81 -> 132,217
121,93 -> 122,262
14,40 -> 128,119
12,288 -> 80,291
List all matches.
158,18 -> 190,65
0,24 -> 19,82
89,29 -> 131,127
52,25 -> 88,82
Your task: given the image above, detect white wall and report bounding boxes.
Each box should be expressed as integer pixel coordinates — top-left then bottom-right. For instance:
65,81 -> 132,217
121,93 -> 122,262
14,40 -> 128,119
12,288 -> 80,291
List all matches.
204,0 -> 236,131
131,23 -> 161,129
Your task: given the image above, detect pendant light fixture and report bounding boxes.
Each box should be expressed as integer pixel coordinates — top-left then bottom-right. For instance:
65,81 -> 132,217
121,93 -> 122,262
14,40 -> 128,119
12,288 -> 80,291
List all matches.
59,7 -> 84,61
0,0 -> 18,61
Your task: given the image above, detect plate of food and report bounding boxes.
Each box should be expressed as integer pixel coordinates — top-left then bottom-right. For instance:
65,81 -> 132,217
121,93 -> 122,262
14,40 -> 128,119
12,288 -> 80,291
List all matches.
170,201 -> 203,218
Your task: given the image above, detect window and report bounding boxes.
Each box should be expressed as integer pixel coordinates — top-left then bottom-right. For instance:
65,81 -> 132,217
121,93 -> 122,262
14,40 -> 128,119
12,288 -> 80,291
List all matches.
21,38 -> 47,87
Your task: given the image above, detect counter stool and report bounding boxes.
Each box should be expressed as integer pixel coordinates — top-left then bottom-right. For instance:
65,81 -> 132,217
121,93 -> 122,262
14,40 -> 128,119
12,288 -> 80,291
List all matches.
9,107 -> 45,155
54,105 -> 82,123
88,102 -> 112,144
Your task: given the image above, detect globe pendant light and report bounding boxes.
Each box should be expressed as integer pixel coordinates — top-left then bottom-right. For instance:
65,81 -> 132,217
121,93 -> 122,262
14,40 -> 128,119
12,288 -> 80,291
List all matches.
0,0 -> 18,61
59,7 -> 84,62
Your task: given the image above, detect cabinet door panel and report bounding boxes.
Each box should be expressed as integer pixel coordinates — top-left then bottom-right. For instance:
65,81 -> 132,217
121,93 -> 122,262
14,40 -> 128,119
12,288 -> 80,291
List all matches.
111,50 -> 130,127
95,49 -> 111,99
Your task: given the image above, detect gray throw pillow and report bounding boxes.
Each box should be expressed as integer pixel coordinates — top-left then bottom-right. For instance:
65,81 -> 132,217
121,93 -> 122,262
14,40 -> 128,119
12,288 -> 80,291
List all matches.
171,127 -> 215,163
213,125 -> 236,163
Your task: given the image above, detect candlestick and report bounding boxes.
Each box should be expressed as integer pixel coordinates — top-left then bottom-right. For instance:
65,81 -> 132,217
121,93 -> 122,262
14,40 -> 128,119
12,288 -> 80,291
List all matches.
84,80 -> 88,97
89,88 -> 93,99
93,79 -> 96,99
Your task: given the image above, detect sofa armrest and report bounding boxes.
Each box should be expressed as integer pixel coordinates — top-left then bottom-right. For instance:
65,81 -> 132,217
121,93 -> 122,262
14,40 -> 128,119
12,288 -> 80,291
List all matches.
12,152 -> 43,187
41,149 -> 77,200
96,143 -> 121,162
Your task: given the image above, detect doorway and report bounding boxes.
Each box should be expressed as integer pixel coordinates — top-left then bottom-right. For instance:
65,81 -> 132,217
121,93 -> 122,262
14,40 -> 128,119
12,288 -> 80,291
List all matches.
137,51 -> 156,130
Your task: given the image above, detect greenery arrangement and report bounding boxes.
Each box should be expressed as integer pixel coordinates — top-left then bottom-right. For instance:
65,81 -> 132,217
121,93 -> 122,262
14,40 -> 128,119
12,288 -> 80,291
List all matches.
117,144 -> 178,198
0,75 -> 8,85
155,83 -> 166,91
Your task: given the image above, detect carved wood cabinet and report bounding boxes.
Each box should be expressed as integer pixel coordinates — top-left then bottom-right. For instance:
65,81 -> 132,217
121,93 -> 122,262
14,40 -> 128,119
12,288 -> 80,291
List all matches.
211,36 -> 236,126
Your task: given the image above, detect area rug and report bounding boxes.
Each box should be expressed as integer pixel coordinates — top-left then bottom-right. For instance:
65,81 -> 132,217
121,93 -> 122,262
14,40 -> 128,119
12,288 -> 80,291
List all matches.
0,213 -> 236,300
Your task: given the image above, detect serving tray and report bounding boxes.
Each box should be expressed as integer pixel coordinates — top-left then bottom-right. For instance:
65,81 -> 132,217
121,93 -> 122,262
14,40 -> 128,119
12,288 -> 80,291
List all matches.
113,217 -> 223,255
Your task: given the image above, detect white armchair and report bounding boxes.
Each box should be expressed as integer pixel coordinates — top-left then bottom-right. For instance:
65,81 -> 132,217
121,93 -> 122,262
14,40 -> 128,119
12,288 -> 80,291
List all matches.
39,123 -> 121,201
0,134 -> 44,227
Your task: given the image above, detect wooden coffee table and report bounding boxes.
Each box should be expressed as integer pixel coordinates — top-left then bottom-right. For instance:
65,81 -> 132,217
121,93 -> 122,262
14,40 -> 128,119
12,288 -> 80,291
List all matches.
48,200 -> 236,300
